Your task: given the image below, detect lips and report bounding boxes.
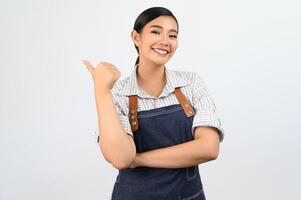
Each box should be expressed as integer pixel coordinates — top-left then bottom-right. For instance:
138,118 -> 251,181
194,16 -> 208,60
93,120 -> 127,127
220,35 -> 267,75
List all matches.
152,48 -> 170,56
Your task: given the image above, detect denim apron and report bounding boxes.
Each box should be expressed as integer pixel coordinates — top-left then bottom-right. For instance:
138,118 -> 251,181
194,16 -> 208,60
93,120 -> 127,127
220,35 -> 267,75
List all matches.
111,88 -> 206,200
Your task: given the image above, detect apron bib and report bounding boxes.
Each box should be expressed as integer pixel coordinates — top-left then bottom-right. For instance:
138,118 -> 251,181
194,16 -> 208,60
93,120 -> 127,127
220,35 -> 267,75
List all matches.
111,88 -> 206,200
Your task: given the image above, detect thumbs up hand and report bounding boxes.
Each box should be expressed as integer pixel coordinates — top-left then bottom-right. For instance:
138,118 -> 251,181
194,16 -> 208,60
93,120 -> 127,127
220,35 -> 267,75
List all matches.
82,60 -> 121,92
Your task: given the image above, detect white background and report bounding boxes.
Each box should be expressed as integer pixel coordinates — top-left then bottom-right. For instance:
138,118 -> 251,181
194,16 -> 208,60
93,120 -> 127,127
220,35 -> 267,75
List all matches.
1,0 -> 300,199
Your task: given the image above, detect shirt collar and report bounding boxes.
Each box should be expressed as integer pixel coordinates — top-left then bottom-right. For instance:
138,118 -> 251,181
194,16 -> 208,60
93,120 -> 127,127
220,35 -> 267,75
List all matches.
120,64 -> 189,98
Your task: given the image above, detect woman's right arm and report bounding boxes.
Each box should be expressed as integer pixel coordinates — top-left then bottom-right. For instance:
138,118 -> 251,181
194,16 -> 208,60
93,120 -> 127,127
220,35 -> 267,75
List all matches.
83,60 -> 136,170
95,89 -> 136,170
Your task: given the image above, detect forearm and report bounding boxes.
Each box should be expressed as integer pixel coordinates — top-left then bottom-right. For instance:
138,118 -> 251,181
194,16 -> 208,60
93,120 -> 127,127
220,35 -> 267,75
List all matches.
135,138 -> 217,168
95,88 -> 136,169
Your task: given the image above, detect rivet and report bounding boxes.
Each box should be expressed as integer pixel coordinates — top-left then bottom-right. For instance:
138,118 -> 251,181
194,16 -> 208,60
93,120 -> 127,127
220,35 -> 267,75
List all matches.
131,121 -> 137,126
131,109 -> 136,114
184,104 -> 189,107
131,115 -> 136,119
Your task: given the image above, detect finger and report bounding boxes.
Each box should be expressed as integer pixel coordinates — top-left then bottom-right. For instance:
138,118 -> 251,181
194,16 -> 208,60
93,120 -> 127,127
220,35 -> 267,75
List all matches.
82,60 -> 95,74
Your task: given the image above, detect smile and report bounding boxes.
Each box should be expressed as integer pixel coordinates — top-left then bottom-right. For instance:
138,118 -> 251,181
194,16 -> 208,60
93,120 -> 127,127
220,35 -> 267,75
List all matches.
152,48 -> 169,56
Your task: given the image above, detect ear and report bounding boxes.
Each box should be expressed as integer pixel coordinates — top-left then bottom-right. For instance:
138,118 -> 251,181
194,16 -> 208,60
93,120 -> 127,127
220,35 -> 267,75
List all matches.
131,30 -> 141,47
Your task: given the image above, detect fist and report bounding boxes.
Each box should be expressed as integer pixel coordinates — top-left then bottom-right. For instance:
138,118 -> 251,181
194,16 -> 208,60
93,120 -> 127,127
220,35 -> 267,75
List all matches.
82,60 -> 121,90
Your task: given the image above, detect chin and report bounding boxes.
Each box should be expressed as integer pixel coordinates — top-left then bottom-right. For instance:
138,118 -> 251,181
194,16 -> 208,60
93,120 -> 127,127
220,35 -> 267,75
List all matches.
152,60 -> 169,66
152,57 -> 172,66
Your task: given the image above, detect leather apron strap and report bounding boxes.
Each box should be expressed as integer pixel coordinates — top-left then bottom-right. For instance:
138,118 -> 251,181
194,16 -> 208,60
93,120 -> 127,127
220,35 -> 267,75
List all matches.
129,87 -> 195,133
129,95 -> 139,132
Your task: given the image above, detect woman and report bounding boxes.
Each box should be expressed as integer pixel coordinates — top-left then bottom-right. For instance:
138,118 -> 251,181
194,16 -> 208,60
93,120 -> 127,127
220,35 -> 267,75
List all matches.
83,6 -> 224,200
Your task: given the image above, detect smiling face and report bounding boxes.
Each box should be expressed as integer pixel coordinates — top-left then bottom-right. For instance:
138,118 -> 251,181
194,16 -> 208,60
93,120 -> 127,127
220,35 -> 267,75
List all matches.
131,16 -> 179,66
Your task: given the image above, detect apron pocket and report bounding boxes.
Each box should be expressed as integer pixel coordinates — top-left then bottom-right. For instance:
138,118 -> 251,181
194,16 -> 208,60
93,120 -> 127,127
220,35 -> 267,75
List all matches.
180,188 -> 205,200
181,167 -> 205,199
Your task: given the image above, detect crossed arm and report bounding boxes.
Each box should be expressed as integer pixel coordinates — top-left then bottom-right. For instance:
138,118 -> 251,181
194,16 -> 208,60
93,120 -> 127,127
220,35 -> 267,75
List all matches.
95,90 -> 220,170
127,126 -> 221,169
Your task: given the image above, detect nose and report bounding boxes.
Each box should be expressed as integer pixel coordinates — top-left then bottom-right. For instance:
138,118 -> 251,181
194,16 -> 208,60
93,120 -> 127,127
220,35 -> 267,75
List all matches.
159,34 -> 169,46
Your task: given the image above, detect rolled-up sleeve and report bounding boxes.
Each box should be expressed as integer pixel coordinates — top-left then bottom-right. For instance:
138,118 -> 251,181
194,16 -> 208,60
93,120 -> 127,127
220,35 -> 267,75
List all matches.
112,93 -> 134,137
191,73 -> 224,142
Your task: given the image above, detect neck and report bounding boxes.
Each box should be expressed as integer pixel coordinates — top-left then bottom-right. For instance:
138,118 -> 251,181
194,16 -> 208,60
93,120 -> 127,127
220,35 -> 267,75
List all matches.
136,59 -> 166,87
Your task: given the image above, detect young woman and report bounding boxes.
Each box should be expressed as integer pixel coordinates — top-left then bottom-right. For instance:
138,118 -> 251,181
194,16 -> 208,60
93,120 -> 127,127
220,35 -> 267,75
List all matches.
83,6 -> 224,200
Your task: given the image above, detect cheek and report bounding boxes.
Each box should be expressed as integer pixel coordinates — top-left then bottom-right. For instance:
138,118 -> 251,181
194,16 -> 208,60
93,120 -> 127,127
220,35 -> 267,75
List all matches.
141,43 -> 153,52
172,41 -> 178,50
139,44 -> 154,55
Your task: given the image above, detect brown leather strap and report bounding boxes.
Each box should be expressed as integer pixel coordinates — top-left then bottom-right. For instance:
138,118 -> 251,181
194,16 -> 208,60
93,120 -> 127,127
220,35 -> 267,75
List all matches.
174,87 -> 195,118
128,87 -> 195,133
129,95 -> 139,132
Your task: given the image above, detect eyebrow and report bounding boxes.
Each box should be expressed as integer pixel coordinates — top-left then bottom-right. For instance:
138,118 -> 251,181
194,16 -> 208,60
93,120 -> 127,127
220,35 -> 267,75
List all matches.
149,25 -> 178,34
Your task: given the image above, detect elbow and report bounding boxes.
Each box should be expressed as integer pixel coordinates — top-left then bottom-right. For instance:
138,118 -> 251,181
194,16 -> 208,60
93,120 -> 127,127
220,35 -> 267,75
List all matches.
208,152 -> 218,161
202,152 -> 218,162
196,149 -> 219,163
106,147 -> 136,170
207,146 -> 220,161
100,149 -> 136,170
198,143 -> 219,162
111,156 -> 135,170
205,137 -> 220,161
99,134 -> 136,170
112,162 -> 130,170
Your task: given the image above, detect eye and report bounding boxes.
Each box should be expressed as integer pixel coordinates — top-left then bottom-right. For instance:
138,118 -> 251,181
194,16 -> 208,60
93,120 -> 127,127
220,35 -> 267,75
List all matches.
151,30 -> 160,35
170,35 -> 178,38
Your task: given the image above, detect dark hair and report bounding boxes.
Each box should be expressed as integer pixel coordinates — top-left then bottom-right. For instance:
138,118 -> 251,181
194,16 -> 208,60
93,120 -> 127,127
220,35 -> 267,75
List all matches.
133,7 -> 179,66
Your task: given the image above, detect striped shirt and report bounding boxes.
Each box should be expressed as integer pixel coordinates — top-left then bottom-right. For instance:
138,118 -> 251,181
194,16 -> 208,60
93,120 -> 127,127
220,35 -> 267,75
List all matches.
109,64 -> 224,142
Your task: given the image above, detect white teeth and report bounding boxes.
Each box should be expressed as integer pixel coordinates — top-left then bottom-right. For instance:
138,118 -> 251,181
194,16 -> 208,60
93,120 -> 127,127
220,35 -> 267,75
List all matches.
153,48 -> 168,55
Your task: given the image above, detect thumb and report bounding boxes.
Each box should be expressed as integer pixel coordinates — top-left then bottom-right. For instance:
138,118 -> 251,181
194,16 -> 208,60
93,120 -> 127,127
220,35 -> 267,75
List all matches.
82,60 -> 95,74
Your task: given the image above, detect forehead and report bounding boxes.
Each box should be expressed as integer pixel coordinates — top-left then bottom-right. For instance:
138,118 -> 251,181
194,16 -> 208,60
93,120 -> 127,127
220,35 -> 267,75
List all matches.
145,16 -> 178,31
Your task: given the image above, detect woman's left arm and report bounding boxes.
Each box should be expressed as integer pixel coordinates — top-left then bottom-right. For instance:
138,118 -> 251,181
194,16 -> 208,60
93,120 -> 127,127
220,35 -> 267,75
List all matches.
129,72 -> 224,169
130,126 -> 220,169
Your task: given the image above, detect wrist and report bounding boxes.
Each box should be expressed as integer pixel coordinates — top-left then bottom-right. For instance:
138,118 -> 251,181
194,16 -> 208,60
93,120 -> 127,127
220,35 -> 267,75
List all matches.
135,153 -> 143,167
94,86 -> 111,96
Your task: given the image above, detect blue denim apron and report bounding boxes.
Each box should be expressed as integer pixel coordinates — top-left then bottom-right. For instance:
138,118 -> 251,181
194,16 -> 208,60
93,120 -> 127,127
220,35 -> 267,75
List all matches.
111,88 -> 206,200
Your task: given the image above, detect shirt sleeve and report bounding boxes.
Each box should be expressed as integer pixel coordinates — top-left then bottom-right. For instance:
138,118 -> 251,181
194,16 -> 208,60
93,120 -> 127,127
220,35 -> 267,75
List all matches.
191,72 -> 225,142
97,92 -> 134,143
